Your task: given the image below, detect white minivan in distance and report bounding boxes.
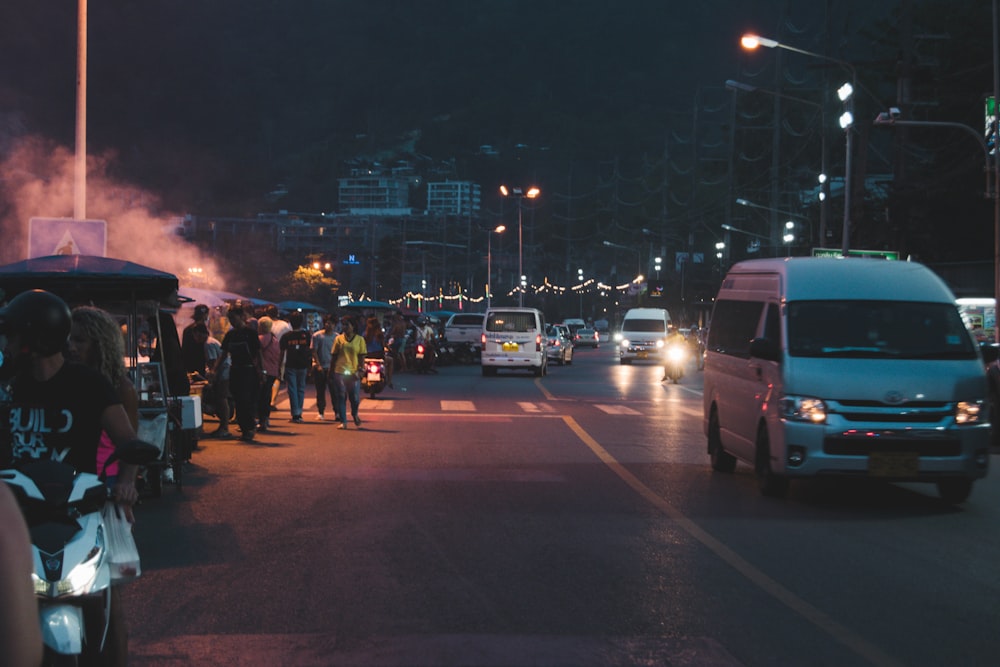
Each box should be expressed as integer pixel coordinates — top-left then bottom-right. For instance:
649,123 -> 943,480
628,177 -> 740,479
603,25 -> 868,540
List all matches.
481,307 -> 547,376
703,257 -> 990,503
615,307 -> 672,364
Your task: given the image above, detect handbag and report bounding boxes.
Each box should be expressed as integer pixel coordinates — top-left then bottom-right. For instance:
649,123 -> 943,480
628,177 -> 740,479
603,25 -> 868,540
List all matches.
102,502 -> 141,582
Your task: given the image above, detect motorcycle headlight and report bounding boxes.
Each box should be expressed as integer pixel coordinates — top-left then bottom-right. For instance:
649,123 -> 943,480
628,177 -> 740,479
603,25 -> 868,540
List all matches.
955,400 -> 985,425
34,527 -> 104,598
780,396 -> 827,424
667,346 -> 686,362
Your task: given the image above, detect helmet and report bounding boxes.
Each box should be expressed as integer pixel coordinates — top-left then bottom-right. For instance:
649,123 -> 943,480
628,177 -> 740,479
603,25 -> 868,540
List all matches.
0,290 -> 72,355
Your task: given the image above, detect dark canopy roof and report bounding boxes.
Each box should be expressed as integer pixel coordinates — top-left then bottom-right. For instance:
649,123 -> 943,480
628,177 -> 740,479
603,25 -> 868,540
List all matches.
0,254 -> 179,307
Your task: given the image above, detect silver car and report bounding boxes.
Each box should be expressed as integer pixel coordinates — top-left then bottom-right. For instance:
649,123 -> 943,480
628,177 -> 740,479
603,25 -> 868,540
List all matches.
545,324 -> 574,365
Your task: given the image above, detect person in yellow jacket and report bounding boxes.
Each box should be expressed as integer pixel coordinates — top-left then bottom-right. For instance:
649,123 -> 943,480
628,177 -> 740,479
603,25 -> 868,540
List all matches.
329,316 -> 367,429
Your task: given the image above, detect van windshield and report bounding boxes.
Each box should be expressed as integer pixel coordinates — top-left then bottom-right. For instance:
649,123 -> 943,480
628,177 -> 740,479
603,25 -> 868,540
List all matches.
787,300 -> 977,359
622,319 -> 665,333
486,312 -> 537,333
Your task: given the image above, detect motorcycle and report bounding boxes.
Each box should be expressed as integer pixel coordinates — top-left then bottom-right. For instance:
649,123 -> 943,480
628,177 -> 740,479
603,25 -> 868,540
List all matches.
664,342 -> 687,384
414,339 -> 438,374
1,440 -> 160,665
360,356 -> 387,398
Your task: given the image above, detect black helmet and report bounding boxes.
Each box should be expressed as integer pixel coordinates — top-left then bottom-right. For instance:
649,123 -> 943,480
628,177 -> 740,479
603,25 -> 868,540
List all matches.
0,290 -> 72,355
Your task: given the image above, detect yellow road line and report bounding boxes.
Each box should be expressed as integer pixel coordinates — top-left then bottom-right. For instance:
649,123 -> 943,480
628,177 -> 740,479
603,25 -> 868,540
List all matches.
562,415 -> 904,667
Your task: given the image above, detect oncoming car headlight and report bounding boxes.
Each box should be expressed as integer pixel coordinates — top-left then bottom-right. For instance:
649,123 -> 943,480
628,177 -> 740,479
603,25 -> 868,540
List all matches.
655,339 -> 664,349
955,400 -> 985,425
780,396 -> 827,424
619,338 -> 630,348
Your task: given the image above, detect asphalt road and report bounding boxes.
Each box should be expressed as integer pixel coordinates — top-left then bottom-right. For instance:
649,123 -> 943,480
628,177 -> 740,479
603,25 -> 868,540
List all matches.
123,346 -> 1000,666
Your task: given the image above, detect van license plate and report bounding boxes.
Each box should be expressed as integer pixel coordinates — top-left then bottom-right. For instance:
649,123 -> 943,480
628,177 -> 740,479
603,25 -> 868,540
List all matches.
637,351 -> 647,359
868,451 -> 919,477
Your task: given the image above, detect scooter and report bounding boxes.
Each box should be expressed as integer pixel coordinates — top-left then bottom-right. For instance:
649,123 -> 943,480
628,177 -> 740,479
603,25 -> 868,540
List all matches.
1,440 -> 160,665
414,340 -> 438,374
361,356 -> 387,398
664,342 -> 687,384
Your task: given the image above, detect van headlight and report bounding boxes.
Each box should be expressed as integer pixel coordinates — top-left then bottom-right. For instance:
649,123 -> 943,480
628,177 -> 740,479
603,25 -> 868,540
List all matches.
780,396 -> 827,423
655,339 -> 664,349
619,338 -> 629,348
955,400 -> 985,425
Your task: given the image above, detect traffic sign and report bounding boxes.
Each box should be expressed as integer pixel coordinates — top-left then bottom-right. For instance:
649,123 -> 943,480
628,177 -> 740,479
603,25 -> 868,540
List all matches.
28,218 -> 107,258
812,248 -> 899,260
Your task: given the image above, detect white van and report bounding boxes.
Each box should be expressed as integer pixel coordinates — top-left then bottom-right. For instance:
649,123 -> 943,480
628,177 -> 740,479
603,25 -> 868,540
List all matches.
703,257 -> 990,503
481,307 -> 547,376
615,307 -> 672,364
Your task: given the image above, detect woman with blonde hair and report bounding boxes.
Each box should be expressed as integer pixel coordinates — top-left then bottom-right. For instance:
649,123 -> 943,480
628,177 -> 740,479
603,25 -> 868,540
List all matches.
67,306 -> 140,486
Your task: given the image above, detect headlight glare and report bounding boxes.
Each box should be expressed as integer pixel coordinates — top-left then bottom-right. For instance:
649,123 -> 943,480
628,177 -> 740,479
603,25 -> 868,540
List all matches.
955,400 -> 984,425
780,396 -> 827,423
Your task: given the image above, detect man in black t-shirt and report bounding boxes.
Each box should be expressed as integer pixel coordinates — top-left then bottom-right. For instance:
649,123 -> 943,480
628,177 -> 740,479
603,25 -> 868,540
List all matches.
214,306 -> 264,442
0,290 -> 140,519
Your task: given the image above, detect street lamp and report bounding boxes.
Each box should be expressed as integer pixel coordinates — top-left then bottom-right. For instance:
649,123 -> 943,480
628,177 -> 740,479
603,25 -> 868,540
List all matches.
741,33 -> 857,256
726,79 -> 828,246
486,224 -> 506,309
735,197 -> 812,252
499,185 -> 540,306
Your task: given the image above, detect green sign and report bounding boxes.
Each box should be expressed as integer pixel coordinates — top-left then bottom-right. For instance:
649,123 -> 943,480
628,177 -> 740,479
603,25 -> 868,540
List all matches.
812,248 -> 900,260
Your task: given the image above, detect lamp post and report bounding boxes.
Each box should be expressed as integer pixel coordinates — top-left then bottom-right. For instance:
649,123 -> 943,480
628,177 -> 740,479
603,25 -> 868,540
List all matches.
486,224 -> 506,309
741,33 -> 857,256
726,79 -> 827,246
499,185 -> 540,306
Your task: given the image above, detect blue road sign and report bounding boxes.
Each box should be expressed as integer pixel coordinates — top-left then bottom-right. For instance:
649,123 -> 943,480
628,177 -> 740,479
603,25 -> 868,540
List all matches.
28,218 -> 107,258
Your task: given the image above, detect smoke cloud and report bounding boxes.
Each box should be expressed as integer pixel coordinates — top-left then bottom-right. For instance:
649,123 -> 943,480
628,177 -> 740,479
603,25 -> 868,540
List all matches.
0,135 -> 226,291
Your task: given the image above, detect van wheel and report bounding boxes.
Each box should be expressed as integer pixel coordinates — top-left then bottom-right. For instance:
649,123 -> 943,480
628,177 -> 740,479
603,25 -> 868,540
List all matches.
708,409 -> 736,473
937,479 -> 973,505
755,425 -> 788,497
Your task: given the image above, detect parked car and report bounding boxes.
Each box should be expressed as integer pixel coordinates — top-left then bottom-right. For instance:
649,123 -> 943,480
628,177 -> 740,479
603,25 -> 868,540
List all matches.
545,324 -> 574,365
573,327 -> 600,348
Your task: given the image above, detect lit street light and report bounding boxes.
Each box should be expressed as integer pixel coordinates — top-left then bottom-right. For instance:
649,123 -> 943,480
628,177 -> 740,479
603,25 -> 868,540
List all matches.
486,224 -> 506,309
741,33 -> 857,256
499,185 -> 540,306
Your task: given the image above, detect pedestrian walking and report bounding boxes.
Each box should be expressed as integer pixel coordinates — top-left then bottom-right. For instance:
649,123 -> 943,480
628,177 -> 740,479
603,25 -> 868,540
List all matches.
311,316 -> 337,421
330,315 -> 367,430
213,306 -> 263,442
256,316 -> 282,432
203,324 -> 233,438
279,311 -> 312,423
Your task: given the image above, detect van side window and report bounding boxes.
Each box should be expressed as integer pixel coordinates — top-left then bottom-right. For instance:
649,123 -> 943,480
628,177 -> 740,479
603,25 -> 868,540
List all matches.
707,299 -> 764,358
763,303 -> 780,343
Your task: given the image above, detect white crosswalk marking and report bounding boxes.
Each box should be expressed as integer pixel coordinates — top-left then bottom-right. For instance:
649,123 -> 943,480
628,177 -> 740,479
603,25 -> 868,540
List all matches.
518,402 -> 555,413
441,400 -> 476,411
595,404 -> 642,415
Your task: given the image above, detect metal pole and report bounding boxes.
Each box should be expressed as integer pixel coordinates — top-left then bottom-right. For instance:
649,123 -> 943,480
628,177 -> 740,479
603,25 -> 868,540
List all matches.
74,0 -> 87,219
518,202 -> 524,307
994,0 -> 1000,342
487,232 -> 492,310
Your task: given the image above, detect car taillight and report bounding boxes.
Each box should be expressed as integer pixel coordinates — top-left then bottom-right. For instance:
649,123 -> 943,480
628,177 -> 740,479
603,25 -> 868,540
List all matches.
536,334 -> 542,351
481,333 -> 487,345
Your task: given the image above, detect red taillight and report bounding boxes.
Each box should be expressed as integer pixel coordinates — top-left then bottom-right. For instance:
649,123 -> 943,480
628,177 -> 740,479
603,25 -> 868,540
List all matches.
417,343 -> 425,354
368,362 -> 379,373
536,334 -> 542,351
481,332 -> 487,345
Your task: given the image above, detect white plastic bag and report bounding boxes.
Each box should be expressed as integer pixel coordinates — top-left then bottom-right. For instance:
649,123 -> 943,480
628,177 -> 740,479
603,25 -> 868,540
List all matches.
102,502 -> 141,582
137,413 -> 168,455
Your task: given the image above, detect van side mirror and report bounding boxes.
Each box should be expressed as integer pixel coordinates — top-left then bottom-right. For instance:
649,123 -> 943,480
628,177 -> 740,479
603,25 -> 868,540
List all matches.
749,337 -> 781,362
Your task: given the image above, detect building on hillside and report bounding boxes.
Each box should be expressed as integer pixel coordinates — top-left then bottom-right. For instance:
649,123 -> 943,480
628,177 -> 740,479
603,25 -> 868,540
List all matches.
427,180 -> 481,219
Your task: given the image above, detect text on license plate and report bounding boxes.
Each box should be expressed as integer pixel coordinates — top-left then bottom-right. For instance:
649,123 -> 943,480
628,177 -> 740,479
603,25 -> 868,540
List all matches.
868,451 -> 919,477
